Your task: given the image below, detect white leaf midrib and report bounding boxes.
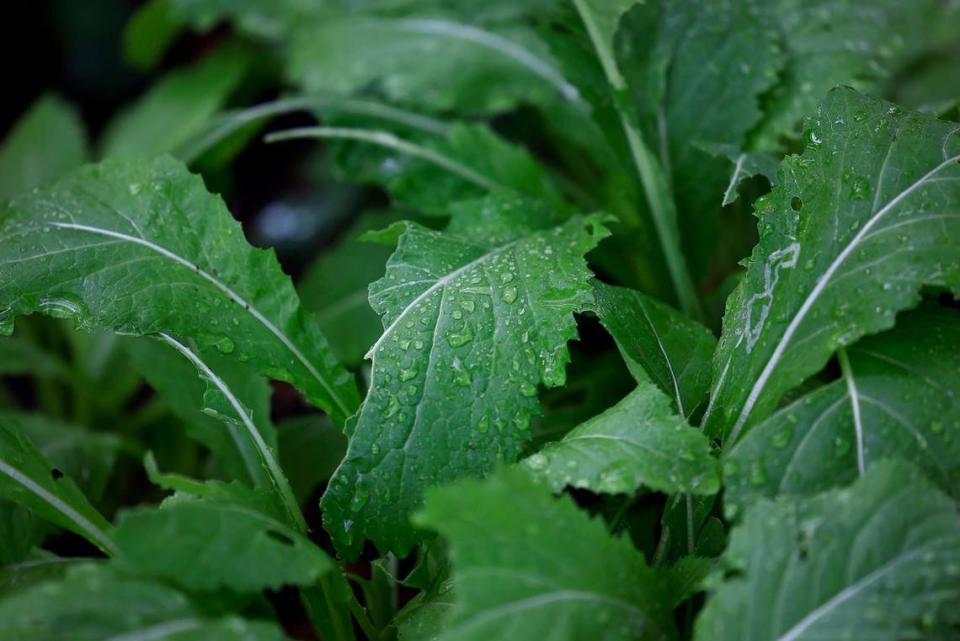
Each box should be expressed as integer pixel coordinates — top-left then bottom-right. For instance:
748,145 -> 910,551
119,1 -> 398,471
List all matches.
47,221 -> 352,418
0,458 -> 116,555
727,152 -> 960,444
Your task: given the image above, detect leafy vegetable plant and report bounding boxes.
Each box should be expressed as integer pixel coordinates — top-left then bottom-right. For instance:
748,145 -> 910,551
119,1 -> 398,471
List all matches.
1,0 -> 959,639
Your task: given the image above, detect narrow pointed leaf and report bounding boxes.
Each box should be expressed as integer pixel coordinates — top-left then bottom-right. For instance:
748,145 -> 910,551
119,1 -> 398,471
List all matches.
0,417 -> 115,556
0,155 -> 360,425
415,466 -> 676,641
695,460 -> 960,641
593,282 -> 715,416
321,195 -> 609,557
704,88 -> 960,444
522,383 -> 718,496
724,304 -> 960,513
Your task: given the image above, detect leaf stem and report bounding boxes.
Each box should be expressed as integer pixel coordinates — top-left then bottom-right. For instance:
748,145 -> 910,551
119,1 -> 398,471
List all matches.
572,0 -> 702,319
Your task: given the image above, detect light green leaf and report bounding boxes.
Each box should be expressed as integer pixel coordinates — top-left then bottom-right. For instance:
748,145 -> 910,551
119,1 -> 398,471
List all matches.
321,195 -> 609,557
0,95 -> 87,200
288,16 -> 584,115
592,282 -> 715,417
101,46 -> 251,159
122,336 -> 277,487
0,155 -> 360,425
724,304 -> 960,513
703,89 -> 960,444
695,460 -> 960,641
523,382 -> 718,496
123,0 -> 182,70
0,417 -> 115,556
114,497 -> 333,592
414,466 -> 676,641
0,564 -> 289,640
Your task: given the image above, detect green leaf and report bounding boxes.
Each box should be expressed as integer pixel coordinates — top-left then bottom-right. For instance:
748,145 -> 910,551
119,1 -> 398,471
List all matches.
123,0 -> 182,70
724,304 -> 960,513
414,466 -> 676,641
695,460 -> 960,641
615,0 -> 784,276
0,95 -> 87,200
0,564 -> 289,640
288,16 -> 584,116
0,335 -> 70,380
0,417 -> 115,556
0,550 -> 82,598
571,0 -> 700,318
592,282 -> 715,417
101,47 -> 251,159
122,336 -> 278,487
0,155 -> 360,425
753,0 -> 953,149
522,382 -> 719,496
270,122 -> 564,216
703,88 -> 960,444
321,196 -> 609,557
114,497 -> 333,592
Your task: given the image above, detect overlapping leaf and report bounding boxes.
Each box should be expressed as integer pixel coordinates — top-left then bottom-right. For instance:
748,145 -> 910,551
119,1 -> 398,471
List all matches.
703,88 -> 960,444
0,564 -> 289,641
724,304 -> 960,513
0,417 -> 115,555
0,155 -> 360,425
592,282 -> 715,417
696,461 -> 960,641
321,195 -> 608,557
523,382 -> 718,496
415,466 -> 676,641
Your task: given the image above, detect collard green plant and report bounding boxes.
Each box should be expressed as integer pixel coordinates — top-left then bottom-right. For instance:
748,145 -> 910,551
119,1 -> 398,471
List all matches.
1,1 -> 959,640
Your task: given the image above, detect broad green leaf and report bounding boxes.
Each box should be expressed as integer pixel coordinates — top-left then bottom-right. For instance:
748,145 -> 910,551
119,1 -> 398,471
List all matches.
695,460 -> 960,641
414,466 -> 676,641
271,122 -> 564,216
321,196 -> 609,557
0,417 -> 115,555
753,0 -> 954,149
615,0 -> 784,277
724,304 -> 960,513
0,95 -> 87,200
0,155 -> 360,425
114,497 -> 333,592
0,564 -> 289,641
101,46 -> 251,159
299,211 -> 396,366
169,0 -> 321,40
663,556 -> 714,608
288,16 -> 584,116
703,89 -> 960,444
122,336 -> 277,487
592,282 -> 715,417
522,382 -> 718,495
0,503 -> 44,565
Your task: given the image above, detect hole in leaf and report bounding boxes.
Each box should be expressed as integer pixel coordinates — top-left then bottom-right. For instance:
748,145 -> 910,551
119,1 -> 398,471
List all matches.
790,196 -> 803,211
50,468 -> 64,481
266,529 -> 296,546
